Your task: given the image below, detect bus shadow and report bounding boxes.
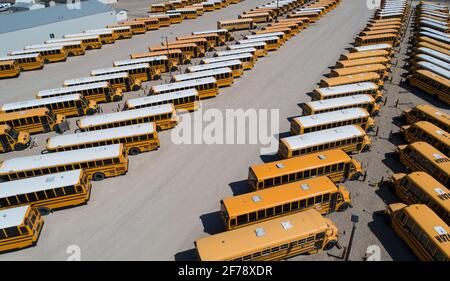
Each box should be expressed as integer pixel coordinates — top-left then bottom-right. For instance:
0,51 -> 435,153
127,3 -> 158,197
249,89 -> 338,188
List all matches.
305,91 -> 315,99
381,153 -> 408,174
259,153 -> 281,163
275,131 -> 291,140
374,181 -> 400,206
200,211 -> 225,235
367,211 -> 417,261
229,179 -> 250,196
174,248 -> 197,261
398,82 -> 450,109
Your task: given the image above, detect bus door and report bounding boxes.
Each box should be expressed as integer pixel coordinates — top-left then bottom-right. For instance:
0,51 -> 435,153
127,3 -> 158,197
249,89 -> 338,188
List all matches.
0,134 -> 10,151
40,115 -> 51,132
329,193 -> 338,214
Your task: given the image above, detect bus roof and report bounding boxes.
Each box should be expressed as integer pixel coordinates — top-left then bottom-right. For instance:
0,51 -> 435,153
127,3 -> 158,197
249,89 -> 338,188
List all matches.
192,29 -> 228,35
245,32 -> 285,39
412,104 -> 450,123
238,37 -> 280,44
420,27 -> 450,38
78,104 -> 173,128
195,209 -> 329,261
408,142 -> 450,173
37,82 -> 109,98
293,108 -> 370,128
46,35 -> 99,43
152,77 -> 216,92
126,89 -> 198,108
64,72 -> 129,85
306,94 -> 374,111
333,64 -> 387,76
227,42 -> 266,50
413,120 -> 450,143
1,94 -> 82,112
67,30 -> 113,36
416,58 -> 450,77
147,13 -> 173,18
85,26 -> 131,32
26,41 -> 83,49
416,47 -> 450,63
9,46 -> 64,55
419,32 -> 450,44
316,82 -> 378,96
91,63 -> 150,76
0,108 -> 50,121
201,53 -> 253,63
0,170 -> 83,198
322,72 -> 381,85
218,18 -> 254,24
113,55 -> 168,66
281,125 -> 365,150
0,144 -> 123,174
222,176 -> 338,217
187,60 -> 242,72
420,20 -> 449,31
353,43 -> 393,52
0,53 -> 40,61
215,48 -> 256,57
47,123 -> 154,149
0,205 -> 29,229
173,67 -> 231,81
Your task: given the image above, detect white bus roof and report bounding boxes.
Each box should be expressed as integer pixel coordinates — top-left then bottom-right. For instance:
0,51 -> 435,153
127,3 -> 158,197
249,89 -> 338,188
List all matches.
25,41 -> 83,49
245,32 -> 285,39
64,72 -> 129,86
420,20 -> 449,31
316,82 -> 378,96
192,29 -> 228,35
47,123 -> 154,149
419,32 -> 450,44
282,125 -> 364,149
152,77 -> 216,92
78,104 -> 174,128
0,53 -> 40,61
167,9 -> 196,12
46,35 -> 99,44
187,60 -> 241,72
1,94 -> 82,112
417,47 -> 450,64
201,53 -> 253,63
113,55 -> 167,66
422,10 -> 450,19
416,60 -> 450,79
227,42 -> 266,50
85,26 -> 131,32
0,144 -> 123,174
91,63 -> 150,76
306,94 -> 374,111
296,7 -> 325,12
0,170 -> 83,198
353,43 -> 393,52
215,48 -> 256,57
0,206 -> 29,229
416,54 -> 450,71
126,89 -> 198,108
238,37 -> 280,44
9,46 -> 63,55
37,82 -> 109,98
147,13 -> 173,18
65,32 -> 111,38
173,67 -> 231,81
420,27 -> 450,38
294,108 -> 370,128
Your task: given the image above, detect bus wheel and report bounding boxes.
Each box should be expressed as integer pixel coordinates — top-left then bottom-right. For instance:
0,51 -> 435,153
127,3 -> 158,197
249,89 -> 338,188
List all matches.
37,207 -> 51,215
86,108 -> 96,115
113,95 -> 122,102
363,145 -> 371,152
129,147 -> 140,155
14,143 -> 27,151
351,172 -> 361,181
323,240 -> 337,251
156,125 -> 162,131
93,172 -> 105,181
337,202 -> 350,212
132,85 -> 141,91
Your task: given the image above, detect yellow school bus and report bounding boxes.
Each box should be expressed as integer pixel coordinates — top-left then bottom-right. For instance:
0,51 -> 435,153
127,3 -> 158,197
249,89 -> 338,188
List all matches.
91,63 -> 159,82
386,203 -> 450,261
149,43 -> 198,63
0,108 -> 68,135
147,14 -> 172,27
131,50 -> 182,71
0,143 -> 129,182
217,19 -> 255,31
339,49 -> 390,60
239,12 -> 272,23
355,33 -> 400,47
0,169 -> 91,212
167,9 -> 198,19
172,67 -> 233,87
9,46 -> 68,63
267,22 -> 301,34
330,64 -> 388,79
400,121 -> 449,157
125,89 -> 200,112
109,22 -> 147,34
150,77 -> 218,99
173,37 -> 210,55
135,17 -> 160,30
335,56 -> 391,68
0,206 -> 44,253
0,54 -> 44,71
67,31 -> 115,44
303,94 -> 381,116
195,209 -> 339,261
0,60 -> 20,78
85,26 -> 133,40
320,72 -> 383,88
312,82 -> 382,102
408,69 -> 449,105
25,41 -> 85,57
186,59 -> 244,78
390,172 -> 449,225
192,29 -> 233,44
46,35 -> 102,50
402,104 -> 450,132
221,176 -> 351,230
64,72 -> 141,93
248,148 -> 364,190
37,82 -> 122,103
0,124 -> 30,153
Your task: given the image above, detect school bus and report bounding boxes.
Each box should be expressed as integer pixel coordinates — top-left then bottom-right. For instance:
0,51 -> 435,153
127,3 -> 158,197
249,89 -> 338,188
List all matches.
267,22 -> 301,35
0,54 -> 44,71
184,5 -> 204,16
167,8 -> 198,19
248,148 -> 364,190
290,108 -> 374,135
217,19 -> 255,31
150,77 -> 218,99
335,56 -> 391,68
0,169 -> 91,212
390,172 -> 449,225
0,206 -> 44,253
400,121 -> 449,157
411,59 -> 449,78
192,29 -> 232,44
214,48 -> 257,61
124,89 -> 200,112
279,125 -> 371,158
386,203 -> 450,261
416,42 -> 450,57
148,3 -> 168,13
360,28 -> 400,37
173,37 -> 210,54
238,37 -> 281,52
351,43 -> 395,55
186,60 -> 244,78
164,12 -> 183,24
37,82 -> 122,103
91,63 -> 159,82
85,27 -> 133,40
408,69 -> 449,105
149,43 -> 198,63
0,108 -> 68,135
25,41 -> 85,57
339,50 -> 391,60
320,72 -> 383,87
0,124 -> 30,153
109,22 -> 146,34
201,53 -> 255,70
46,35 -> 102,50
0,143 -> 129,182
195,209 -> 339,261
9,46 -> 68,63
419,32 -> 450,46
303,94 -> 380,116
177,34 -> 220,50
147,14 -> 172,27
418,36 -> 450,51
239,12 -> 272,23
64,72 -> 142,92
413,47 -> 450,63
276,17 -> 311,29
66,31 -> 115,44
135,17 -> 160,30
0,60 -> 20,78
114,55 -> 170,74
172,67 -> 233,87
1,94 -> 98,118
47,123 -> 159,155
395,142 -> 449,186
312,82 -> 382,102
256,27 -> 294,41
221,176 -> 350,230
77,104 -> 178,132
227,42 -> 268,57
245,32 -> 286,45
402,104 -> 450,132
331,64 -> 389,80
131,50 -> 182,71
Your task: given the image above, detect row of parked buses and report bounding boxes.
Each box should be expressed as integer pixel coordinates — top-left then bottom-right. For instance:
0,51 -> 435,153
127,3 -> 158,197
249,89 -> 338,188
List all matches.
381,1 -> 450,261
149,0 -> 244,18
193,0 -> 351,262
405,2 -> 450,105
0,0 -> 310,254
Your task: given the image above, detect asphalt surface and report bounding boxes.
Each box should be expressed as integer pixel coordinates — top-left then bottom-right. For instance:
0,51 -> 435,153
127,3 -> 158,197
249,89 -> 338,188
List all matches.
0,0 -> 449,261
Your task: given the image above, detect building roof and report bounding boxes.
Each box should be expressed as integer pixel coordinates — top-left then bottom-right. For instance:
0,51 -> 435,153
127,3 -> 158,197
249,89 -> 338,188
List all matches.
0,0 -> 115,34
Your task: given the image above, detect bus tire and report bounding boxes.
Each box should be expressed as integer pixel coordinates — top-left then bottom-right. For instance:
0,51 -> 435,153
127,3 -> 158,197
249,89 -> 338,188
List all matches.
132,85 -> 141,91
156,125 -> 162,131
129,147 -> 140,155
113,95 -> 122,102
93,172 -> 105,181
323,240 -> 337,251
14,143 -> 27,151
373,110 -> 380,117
337,202 -> 350,212
86,108 -> 96,115
351,172 -> 361,181
37,206 -> 51,215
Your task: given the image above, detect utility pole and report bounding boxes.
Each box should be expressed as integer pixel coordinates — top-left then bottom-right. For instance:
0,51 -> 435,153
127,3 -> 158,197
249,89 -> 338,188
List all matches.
344,215 -> 359,261
162,33 -> 173,77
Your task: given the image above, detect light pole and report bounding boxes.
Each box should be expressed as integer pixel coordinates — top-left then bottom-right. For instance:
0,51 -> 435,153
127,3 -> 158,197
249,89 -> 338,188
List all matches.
162,33 -> 173,77
275,0 -> 279,21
